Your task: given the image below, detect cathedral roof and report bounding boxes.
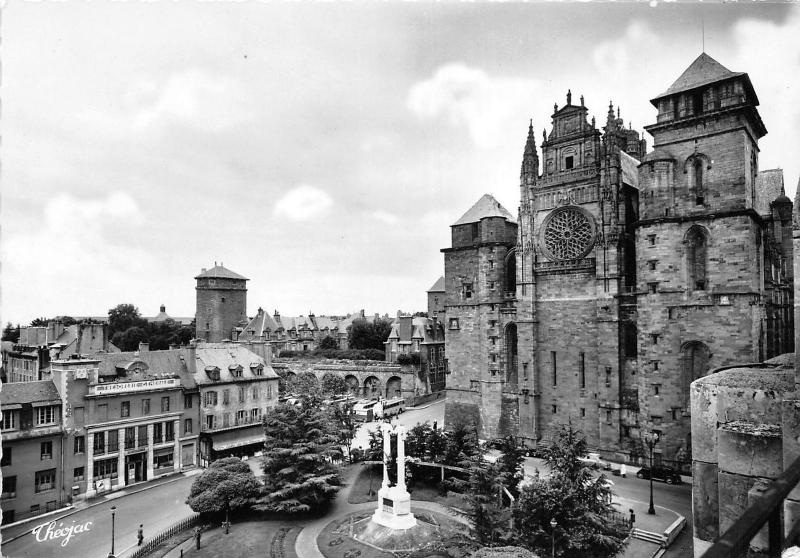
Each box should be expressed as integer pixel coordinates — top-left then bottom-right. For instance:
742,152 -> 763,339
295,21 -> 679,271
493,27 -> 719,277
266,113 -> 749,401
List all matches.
651,53 -> 748,104
195,264 -> 248,281
620,151 -> 640,189
427,276 -> 445,293
452,194 -> 515,226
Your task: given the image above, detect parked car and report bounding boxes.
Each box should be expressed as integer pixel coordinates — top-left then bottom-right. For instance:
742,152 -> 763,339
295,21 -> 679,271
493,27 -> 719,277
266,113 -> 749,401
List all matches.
636,465 -> 681,484
579,452 -> 610,470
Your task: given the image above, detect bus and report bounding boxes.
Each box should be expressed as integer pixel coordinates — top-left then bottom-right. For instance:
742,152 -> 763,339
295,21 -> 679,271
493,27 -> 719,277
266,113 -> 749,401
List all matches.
375,397 -> 405,419
353,399 -> 379,422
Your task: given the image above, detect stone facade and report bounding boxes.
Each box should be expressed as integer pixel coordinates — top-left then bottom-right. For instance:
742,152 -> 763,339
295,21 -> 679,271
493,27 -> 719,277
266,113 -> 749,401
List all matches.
271,357 -> 418,400
195,264 -> 248,343
445,54 -> 793,464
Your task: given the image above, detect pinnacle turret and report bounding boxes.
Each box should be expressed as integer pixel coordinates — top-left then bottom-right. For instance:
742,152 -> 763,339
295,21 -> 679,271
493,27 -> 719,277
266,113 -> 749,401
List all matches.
520,119 -> 539,185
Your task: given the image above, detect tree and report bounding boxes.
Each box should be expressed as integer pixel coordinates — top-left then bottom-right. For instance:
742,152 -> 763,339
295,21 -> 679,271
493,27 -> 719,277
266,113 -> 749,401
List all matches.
2,323 -> 20,343
495,436 -> 525,498
257,400 -> 341,514
108,303 -> 148,337
444,422 -> 480,467
29,317 -> 49,327
320,373 -> 349,396
347,317 -> 393,351
319,335 -> 339,350
512,424 -> 628,558
186,457 -> 260,515
285,371 -> 322,401
111,326 -> 148,352
330,404 -> 358,464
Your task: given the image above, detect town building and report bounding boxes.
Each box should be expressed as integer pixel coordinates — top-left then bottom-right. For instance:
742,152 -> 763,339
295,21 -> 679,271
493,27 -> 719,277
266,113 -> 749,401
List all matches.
427,276 -> 446,321
238,308 -> 392,355
444,53 -> 793,464
50,346 -> 200,499
195,342 -> 280,466
2,322 -> 118,383
195,263 -> 249,343
385,315 -> 446,393
1,380 -> 67,525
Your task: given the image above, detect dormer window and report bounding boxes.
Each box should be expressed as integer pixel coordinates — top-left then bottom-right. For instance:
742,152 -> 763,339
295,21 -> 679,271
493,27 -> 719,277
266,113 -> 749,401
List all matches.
229,364 -> 243,378
250,363 -> 264,376
205,366 -> 221,381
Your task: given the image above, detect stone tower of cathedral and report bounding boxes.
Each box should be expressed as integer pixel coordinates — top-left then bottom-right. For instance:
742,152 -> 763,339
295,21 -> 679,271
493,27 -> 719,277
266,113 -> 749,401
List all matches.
443,54 -> 793,465
635,53 -> 793,459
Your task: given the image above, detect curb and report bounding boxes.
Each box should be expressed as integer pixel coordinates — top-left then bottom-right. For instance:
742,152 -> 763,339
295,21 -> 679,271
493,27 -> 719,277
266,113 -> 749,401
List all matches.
1,469 -> 199,545
406,398 -> 446,411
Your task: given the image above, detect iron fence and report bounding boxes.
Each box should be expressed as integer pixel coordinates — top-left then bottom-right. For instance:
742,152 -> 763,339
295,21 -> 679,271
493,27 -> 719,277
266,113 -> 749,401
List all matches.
123,512 -> 201,558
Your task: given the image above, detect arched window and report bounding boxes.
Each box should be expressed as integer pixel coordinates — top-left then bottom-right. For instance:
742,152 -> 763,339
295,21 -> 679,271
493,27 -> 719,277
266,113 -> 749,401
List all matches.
693,159 -> 704,205
685,226 -> 708,291
505,323 -> 518,387
681,341 -> 710,408
504,249 -> 517,294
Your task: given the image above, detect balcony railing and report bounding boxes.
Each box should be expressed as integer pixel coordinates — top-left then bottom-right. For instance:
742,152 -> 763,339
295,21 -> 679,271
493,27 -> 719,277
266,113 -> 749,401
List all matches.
200,414 -> 262,433
703,453 -> 800,557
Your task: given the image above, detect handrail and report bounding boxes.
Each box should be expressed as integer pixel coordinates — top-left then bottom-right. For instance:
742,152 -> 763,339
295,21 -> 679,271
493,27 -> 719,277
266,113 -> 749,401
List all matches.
703,453 -> 800,557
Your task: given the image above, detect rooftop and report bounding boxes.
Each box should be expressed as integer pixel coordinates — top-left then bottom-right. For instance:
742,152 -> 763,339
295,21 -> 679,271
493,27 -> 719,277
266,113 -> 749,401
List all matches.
452,194 -> 515,226
652,52 -> 747,103
0,380 -> 61,405
427,276 -> 445,293
195,264 -> 248,281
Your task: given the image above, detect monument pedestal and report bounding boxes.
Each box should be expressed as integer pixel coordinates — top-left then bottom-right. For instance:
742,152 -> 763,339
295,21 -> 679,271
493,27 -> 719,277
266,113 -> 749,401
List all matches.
371,485 -> 417,530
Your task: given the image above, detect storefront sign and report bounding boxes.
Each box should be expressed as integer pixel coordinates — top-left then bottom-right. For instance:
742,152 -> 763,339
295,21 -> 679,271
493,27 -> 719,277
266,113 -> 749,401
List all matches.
32,519 -> 92,547
90,378 -> 180,396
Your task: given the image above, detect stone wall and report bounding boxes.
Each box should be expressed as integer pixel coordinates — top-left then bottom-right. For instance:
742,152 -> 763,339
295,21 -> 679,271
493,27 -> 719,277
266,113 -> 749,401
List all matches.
690,366 -> 793,556
271,358 -> 418,400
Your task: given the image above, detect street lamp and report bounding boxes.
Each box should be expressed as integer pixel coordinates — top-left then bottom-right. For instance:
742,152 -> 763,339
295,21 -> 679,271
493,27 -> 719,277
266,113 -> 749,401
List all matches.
550,518 -> 557,558
108,505 -> 117,558
644,431 -> 659,515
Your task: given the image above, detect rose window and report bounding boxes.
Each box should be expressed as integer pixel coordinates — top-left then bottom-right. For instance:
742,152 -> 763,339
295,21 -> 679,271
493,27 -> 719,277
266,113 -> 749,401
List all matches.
542,207 -> 595,260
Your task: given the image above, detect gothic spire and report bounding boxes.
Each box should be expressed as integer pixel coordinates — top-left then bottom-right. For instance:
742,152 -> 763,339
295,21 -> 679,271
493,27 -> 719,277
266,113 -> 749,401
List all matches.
521,119 -> 539,185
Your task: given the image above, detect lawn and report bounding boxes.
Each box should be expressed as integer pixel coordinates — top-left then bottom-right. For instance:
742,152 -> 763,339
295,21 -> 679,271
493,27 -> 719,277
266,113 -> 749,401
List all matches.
347,463 -> 470,512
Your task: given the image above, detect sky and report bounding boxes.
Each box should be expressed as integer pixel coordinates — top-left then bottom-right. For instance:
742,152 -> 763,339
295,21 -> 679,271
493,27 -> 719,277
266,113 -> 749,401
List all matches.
2,2 -> 799,325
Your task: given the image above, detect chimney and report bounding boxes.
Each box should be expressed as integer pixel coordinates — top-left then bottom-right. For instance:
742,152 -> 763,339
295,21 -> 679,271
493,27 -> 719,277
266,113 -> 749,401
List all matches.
257,307 -> 264,316
139,342 -> 149,352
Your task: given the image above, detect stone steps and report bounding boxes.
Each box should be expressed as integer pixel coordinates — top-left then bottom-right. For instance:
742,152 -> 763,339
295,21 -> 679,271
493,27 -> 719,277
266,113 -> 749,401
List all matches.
632,528 -> 667,546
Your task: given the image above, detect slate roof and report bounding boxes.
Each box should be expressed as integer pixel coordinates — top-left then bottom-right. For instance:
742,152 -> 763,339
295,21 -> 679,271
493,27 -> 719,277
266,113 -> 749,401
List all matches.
653,53 -> 746,101
620,151 -> 640,189
193,343 -> 279,385
195,265 -> 248,281
427,276 -> 445,293
386,317 -> 444,344
640,147 -> 675,164
95,349 -> 197,389
755,169 -> 786,216
453,194 -> 515,226
0,380 -> 61,405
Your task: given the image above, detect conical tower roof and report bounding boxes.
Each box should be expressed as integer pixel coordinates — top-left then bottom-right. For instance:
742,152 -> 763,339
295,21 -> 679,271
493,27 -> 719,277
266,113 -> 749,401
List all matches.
651,53 -> 748,104
452,194 -> 515,226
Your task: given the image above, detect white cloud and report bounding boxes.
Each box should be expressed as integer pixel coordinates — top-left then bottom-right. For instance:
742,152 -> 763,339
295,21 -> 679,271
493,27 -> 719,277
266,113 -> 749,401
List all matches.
369,210 -> 399,225
592,21 -> 653,80
2,192 -> 154,322
407,63 -> 541,149
131,69 -> 250,133
273,185 -> 334,221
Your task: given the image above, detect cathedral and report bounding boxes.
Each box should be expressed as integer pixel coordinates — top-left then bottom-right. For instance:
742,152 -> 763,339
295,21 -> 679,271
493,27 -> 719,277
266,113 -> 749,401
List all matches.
442,53 -> 794,464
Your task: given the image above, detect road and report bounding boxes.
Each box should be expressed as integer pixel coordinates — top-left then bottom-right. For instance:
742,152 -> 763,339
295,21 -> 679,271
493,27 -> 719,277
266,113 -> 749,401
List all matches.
1,475 -> 196,558
2,399 -> 693,558
355,398 -> 693,556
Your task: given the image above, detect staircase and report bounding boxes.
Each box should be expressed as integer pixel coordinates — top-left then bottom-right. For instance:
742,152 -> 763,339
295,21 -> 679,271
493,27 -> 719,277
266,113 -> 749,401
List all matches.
632,528 -> 666,546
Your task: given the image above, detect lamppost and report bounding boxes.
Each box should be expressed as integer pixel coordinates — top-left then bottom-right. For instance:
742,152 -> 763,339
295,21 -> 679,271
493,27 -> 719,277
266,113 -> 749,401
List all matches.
550,518 -> 557,558
108,506 -> 117,558
644,431 -> 659,515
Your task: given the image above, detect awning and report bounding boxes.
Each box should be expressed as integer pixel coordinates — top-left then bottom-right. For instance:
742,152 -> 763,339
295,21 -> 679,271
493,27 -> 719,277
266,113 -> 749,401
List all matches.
213,434 -> 265,451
